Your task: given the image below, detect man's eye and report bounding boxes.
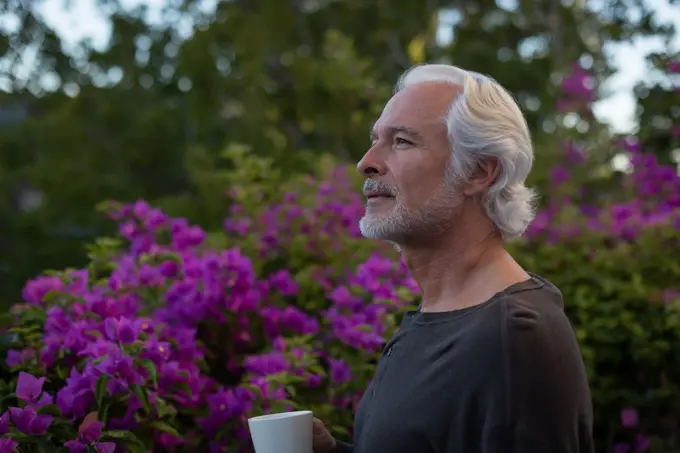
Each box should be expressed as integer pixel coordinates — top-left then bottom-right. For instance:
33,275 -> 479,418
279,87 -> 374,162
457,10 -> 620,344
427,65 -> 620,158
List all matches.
395,137 -> 412,145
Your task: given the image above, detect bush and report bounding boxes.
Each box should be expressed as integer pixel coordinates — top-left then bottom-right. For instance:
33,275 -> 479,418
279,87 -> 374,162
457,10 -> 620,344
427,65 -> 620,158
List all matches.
1,147 -> 680,450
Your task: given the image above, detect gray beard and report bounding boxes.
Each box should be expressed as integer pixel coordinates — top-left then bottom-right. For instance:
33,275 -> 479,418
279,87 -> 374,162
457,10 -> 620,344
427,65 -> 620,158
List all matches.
359,182 -> 463,246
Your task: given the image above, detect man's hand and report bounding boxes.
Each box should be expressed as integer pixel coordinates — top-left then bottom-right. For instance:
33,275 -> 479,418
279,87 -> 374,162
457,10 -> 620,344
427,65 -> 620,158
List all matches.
313,417 -> 337,453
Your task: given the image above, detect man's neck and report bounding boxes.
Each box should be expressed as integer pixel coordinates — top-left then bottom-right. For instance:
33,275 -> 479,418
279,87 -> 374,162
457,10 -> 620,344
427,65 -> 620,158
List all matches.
401,230 -> 529,313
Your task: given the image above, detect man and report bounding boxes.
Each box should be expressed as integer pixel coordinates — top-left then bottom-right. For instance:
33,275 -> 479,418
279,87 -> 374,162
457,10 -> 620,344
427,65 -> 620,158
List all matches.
312,64 -> 594,453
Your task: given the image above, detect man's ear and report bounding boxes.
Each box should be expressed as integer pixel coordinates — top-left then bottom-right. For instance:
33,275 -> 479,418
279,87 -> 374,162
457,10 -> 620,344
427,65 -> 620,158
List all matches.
462,157 -> 501,197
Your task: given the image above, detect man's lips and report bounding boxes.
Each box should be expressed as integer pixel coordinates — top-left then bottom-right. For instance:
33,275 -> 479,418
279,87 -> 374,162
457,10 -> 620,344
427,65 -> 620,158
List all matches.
364,192 -> 395,201
365,192 -> 394,198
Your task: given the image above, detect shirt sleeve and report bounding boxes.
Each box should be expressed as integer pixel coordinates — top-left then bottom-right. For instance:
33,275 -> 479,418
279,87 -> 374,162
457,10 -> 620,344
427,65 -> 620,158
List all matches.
486,299 -> 595,453
335,440 -> 353,453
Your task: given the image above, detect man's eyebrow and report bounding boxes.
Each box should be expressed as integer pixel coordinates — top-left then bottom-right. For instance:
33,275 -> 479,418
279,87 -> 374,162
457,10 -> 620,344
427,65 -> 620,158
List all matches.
370,125 -> 424,140
390,125 -> 424,139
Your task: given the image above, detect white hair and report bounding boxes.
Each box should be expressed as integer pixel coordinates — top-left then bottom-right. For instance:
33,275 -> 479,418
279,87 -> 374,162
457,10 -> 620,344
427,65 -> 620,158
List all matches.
396,64 -> 537,240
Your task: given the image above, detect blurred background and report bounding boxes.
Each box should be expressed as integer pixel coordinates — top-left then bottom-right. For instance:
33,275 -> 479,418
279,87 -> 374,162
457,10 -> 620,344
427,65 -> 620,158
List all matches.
0,0 -> 679,309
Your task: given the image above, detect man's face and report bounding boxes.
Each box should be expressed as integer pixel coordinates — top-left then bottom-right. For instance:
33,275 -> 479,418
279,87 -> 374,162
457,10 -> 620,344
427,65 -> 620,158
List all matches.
358,82 -> 464,243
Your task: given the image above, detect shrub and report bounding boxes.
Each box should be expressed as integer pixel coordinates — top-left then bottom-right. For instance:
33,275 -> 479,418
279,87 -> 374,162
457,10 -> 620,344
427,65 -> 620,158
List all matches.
0,139 -> 679,452
0,160 -> 414,452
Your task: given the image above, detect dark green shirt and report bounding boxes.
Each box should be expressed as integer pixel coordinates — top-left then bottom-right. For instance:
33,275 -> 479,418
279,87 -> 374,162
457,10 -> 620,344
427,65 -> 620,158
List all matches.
337,274 -> 594,453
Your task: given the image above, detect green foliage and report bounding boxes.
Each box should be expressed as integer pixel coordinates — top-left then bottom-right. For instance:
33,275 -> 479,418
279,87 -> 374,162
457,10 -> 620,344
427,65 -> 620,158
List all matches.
509,226 -> 680,449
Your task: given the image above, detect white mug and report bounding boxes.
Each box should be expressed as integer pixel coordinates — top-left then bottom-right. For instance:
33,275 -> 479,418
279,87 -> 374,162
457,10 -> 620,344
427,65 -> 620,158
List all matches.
248,410 -> 313,453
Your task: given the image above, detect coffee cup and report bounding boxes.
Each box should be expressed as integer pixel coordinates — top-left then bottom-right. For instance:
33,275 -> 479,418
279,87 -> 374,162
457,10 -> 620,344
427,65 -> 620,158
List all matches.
248,410 -> 313,453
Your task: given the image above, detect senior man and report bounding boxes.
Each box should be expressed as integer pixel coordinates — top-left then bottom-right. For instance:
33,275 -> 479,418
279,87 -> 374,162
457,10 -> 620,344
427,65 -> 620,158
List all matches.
312,64 -> 594,453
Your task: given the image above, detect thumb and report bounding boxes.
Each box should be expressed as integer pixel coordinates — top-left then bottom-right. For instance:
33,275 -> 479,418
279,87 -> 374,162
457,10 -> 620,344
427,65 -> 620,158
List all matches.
313,418 -> 327,433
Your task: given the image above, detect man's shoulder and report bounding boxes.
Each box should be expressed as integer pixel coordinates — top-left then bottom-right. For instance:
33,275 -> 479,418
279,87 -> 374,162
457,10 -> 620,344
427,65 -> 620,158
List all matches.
467,274 -> 569,336
462,274 -> 579,362
409,274 -> 580,369
495,275 -> 587,381
501,273 -> 570,330
460,275 -> 590,399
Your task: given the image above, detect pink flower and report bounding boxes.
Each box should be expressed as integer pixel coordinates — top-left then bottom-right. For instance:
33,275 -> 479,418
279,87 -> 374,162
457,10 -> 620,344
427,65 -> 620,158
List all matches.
620,408 -> 638,427
15,372 -> 46,404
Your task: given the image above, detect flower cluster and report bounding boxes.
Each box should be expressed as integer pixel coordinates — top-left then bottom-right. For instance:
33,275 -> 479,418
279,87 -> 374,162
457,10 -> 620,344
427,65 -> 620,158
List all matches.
527,138 -> 680,242
0,372 -> 115,452
0,179 -> 417,451
557,63 -> 597,114
614,408 -> 650,453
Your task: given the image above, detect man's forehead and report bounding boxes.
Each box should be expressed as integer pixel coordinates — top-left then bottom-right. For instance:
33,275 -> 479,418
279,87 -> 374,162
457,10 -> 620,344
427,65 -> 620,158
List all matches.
373,82 -> 461,130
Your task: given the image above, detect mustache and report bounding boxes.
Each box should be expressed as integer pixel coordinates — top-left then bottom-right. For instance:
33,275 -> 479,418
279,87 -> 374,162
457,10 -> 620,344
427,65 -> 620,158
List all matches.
363,179 -> 397,197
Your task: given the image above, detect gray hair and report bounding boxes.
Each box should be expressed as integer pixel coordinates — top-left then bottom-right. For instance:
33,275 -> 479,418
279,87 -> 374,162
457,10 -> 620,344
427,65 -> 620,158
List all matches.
396,64 -> 537,240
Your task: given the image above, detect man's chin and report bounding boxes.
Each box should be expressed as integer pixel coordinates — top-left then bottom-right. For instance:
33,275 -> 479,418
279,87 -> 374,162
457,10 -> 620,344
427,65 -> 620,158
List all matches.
359,215 -> 401,240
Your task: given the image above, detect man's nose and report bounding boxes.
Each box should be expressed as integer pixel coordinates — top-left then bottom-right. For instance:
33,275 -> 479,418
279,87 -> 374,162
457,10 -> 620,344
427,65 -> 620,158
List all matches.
357,146 -> 387,177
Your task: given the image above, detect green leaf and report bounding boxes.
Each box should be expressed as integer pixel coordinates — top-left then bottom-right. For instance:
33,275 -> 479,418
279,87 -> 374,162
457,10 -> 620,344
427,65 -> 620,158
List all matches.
332,425 -> 349,435
176,382 -> 193,400
154,397 -> 177,418
93,355 -> 109,366
308,364 -> 326,376
9,431 -> 40,443
24,331 -> 43,341
101,430 -> 147,449
241,383 -> 264,399
150,421 -> 180,437
131,384 -> 150,412
37,404 -> 62,417
139,359 -> 158,388
95,375 -> 108,408
55,366 -> 69,380
286,375 -> 306,384
283,399 -> 303,410
8,324 -> 42,335
99,402 -> 110,423
0,392 -> 16,405
0,312 -> 14,327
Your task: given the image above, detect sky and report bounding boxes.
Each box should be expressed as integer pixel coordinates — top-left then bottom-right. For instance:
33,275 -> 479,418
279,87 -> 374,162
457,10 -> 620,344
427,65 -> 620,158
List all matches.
592,0 -> 680,133
5,0 -> 680,134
